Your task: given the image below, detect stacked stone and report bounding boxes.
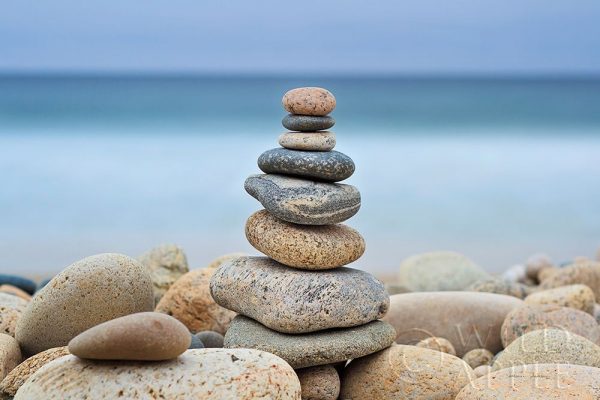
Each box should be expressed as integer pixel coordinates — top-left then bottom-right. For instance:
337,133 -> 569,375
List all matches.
210,87 -> 396,395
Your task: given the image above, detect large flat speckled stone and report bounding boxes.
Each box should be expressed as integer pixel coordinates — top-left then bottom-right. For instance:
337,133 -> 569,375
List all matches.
210,257 -> 388,334
258,148 -> 354,182
225,316 -> 396,369
244,174 -> 360,225
14,349 -> 301,400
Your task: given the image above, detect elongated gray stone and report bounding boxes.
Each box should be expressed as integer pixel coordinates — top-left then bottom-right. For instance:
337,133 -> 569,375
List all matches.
210,256 -> 389,334
244,174 -> 360,225
225,316 -> 396,369
258,148 -> 354,182
282,114 -> 335,132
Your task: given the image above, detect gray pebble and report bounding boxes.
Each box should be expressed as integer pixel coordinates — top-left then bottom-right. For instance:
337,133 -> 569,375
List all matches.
258,148 -> 354,182
195,331 -> 224,348
282,114 -> 335,132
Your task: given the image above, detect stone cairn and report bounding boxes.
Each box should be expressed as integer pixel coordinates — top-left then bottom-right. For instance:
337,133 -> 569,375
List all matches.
210,87 -> 396,390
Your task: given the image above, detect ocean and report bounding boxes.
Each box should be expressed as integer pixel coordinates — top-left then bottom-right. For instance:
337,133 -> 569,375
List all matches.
1,75 -> 599,276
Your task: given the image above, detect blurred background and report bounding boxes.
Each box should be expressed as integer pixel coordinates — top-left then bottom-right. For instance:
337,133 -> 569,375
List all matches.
1,0 -> 599,276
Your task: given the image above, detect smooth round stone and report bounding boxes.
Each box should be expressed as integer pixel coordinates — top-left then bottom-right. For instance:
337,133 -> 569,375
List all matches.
340,344 -> 475,400
282,114 -> 335,132
472,365 -> 492,378
258,148 -> 354,182
155,268 -> 236,335
501,264 -> 527,283
137,244 -> 189,305
14,349 -> 301,400
278,131 -> 336,151
500,303 -> 599,347
398,251 -> 490,292
0,334 -> 21,381
0,293 -> 28,338
16,253 -> 154,357
244,174 -> 360,225
195,331 -> 224,348
296,365 -> 340,400
245,210 -> 365,270
0,347 -> 69,397
224,315 -> 396,369
466,277 -> 530,299
211,256 -> 389,334
282,87 -> 336,116
68,312 -> 191,361
493,329 -> 600,371
415,337 -> 456,355
462,348 -> 493,369
525,253 -> 554,282
0,275 -> 35,295
525,284 -> 595,314
0,285 -> 31,301
458,364 -> 600,399
206,252 -> 247,269
540,261 -> 600,298
188,334 -> 205,349
538,266 -> 560,281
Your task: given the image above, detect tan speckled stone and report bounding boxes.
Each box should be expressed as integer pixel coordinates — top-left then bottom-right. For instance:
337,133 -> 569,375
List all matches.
0,293 -> 28,338
296,365 -> 340,400
0,286 -> 31,301
211,257 -> 389,334
493,329 -> 600,371
538,266 -> 560,282
500,304 -> 599,347
540,261 -> 600,298
245,210 -> 365,270
416,337 -> 456,356
282,87 -> 336,116
155,268 -> 236,334
0,347 -> 69,397
340,344 -> 475,400
472,365 -> 492,378
0,334 -> 21,381
466,277 -> 531,299
462,348 -> 493,368
15,253 -> 155,357
68,312 -> 191,361
457,364 -> 600,399
525,253 -> 554,282
137,244 -> 189,305
279,131 -> 336,151
206,252 -> 247,269
14,349 -> 301,400
525,284 -> 595,314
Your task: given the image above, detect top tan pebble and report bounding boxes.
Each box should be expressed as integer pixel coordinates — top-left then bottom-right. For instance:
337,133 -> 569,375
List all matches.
282,87 -> 336,116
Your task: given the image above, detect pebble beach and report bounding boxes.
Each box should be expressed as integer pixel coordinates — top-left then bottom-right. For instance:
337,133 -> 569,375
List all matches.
2,87 -> 600,399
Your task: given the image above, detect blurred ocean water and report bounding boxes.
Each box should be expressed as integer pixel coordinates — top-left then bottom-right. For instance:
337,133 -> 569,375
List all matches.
0,75 -> 599,275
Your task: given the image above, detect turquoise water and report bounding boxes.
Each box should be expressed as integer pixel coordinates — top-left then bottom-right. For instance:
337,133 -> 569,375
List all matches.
1,76 -> 599,275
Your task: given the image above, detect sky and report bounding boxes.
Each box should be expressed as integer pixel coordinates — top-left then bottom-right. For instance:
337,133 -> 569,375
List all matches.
1,0 -> 600,74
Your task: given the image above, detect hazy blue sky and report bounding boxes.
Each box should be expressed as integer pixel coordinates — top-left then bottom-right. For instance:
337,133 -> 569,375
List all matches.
2,0 -> 600,74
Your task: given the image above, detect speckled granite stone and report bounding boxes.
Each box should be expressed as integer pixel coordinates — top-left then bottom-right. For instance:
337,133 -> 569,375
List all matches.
282,87 -> 336,116
137,244 -> 189,305
540,261 -> 600,298
245,210 -> 365,269
282,114 -> 335,132
462,348 -> 493,369
224,316 -> 396,369
0,294 -> 28,338
258,148 -> 354,182
244,174 -> 360,225
14,349 -> 301,399
296,365 -> 340,400
466,277 -> 531,299
210,257 -> 388,334
416,337 -> 456,355
525,284 -> 595,314
279,131 -> 336,151
0,335 -> 21,381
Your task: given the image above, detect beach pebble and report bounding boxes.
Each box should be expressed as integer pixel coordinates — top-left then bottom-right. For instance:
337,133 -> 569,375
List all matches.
398,251 -> 489,292
224,315 -> 395,369
458,364 -> 600,399
211,256 -> 388,334
206,252 -> 247,269
245,210 -> 365,270
493,328 -> 600,371
466,277 -> 530,299
415,337 -> 456,355
472,365 -> 492,378
282,114 -> 335,132
537,266 -> 560,282
462,348 -> 493,369
525,253 -> 554,282
0,334 -> 21,381
500,303 -> 599,347
245,174 -> 361,225
340,344 -> 475,400
155,268 -> 236,335
258,148 -> 354,182
0,286 -> 31,302
15,253 -> 154,356
137,244 -> 189,305
0,293 -> 28,338
0,276 -> 35,295
383,292 -> 523,356
188,334 -> 205,349
501,264 -> 527,283
14,349 -> 301,400
0,347 -> 69,397
194,331 -> 224,348
279,131 -> 336,151
296,365 -> 340,400
68,312 -> 190,361
383,283 -> 411,295
525,284 -> 595,314
540,261 -> 600,298
282,87 -> 336,116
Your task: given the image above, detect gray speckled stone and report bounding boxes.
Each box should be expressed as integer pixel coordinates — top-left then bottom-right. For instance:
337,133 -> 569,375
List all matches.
258,148 -> 354,182
282,114 -> 335,132
224,316 -> 396,369
244,174 -> 360,225
278,131 -> 336,151
210,257 -> 389,334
